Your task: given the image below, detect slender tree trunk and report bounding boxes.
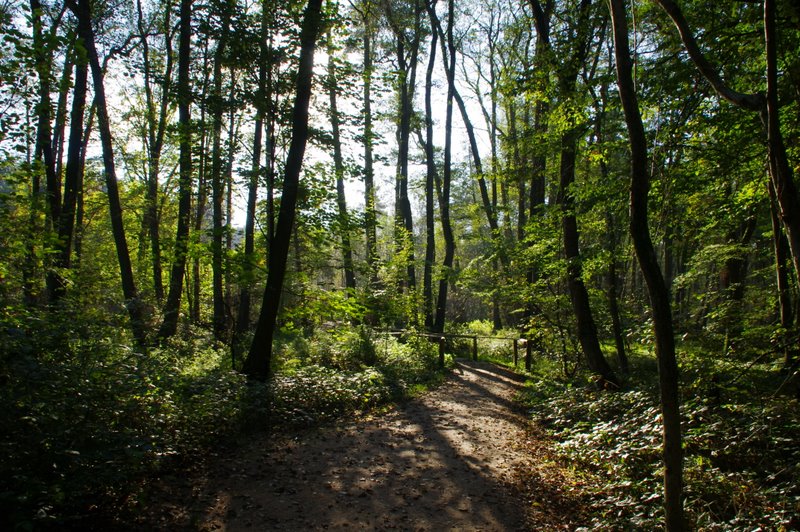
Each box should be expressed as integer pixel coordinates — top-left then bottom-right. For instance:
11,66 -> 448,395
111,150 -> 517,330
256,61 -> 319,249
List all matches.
610,1 -> 683,528
387,1 -> 421,292
552,0 -> 619,387
422,0 -> 439,330
158,0 -> 193,340
769,181 -> 798,368
327,32 -> 356,292
236,5 -> 274,350
50,57 -> 88,301
137,0 -> 173,303
70,0 -> 146,345
211,1 -> 234,341
431,0 -> 456,334
362,18 -> 378,285
243,0 -> 324,380
31,0 -> 59,234
225,77 -> 237,334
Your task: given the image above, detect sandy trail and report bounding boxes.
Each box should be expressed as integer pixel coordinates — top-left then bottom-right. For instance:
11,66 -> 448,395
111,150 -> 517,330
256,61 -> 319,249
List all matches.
153,359 -> 538,531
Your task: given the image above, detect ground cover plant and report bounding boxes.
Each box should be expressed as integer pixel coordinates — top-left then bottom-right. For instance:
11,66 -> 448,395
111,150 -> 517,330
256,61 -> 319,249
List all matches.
520,347 -> 800,530
0,310 -> 447,529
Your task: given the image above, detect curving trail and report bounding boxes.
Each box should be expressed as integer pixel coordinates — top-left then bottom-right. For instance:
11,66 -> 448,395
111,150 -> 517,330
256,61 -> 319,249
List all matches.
150,360 -> 543,530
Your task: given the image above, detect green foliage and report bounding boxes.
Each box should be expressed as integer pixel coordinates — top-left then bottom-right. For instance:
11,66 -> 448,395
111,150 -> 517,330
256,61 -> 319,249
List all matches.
522,349 -> 800,530
0,309 -> 243,528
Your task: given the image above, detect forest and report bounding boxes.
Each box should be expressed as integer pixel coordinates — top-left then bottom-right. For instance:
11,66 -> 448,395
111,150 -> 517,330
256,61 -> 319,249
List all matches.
1,0 -> 799,529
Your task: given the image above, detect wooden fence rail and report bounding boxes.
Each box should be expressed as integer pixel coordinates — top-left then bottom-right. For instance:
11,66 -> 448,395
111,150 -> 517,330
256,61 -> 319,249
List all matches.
375,329 -> 538,370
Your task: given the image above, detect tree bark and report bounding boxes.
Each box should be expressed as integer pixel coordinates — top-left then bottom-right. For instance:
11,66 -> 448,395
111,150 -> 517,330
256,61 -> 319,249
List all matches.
136,0 -> 173,303
609,0 -> 683,528
430,0 -> 456,334
50,56 -> 88,301
70,0 -> 146,345
243,0 -> 324,380
236,4 -> 274,349
211,0 -> 235,342
158,0 -> 193,340
327,31 -> 356,292
422,5 -> 438,329
386,1 -> 421,292
361,11 -> 378,285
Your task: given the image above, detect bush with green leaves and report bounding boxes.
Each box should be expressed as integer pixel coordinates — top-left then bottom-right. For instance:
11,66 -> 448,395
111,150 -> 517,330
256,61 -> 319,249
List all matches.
0,309 -> 245,529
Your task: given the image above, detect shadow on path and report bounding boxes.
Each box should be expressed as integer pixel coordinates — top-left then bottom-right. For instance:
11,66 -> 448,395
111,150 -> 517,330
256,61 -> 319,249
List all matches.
154,359 -> 536,531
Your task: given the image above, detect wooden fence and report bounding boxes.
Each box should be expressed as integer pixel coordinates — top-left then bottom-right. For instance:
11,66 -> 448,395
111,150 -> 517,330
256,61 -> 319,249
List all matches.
376,329 -> 540,370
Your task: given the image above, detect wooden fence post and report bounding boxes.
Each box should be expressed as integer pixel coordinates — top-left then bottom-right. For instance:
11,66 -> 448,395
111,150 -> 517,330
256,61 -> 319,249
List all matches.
472,336 -> 478,361
525,338 -> 532,371
513,339 -> 519,367
439,336 -> 446,368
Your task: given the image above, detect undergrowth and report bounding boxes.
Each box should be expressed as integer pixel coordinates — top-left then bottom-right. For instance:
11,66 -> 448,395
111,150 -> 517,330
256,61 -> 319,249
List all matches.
0,308 -> 446,529
521,348 -> 800,530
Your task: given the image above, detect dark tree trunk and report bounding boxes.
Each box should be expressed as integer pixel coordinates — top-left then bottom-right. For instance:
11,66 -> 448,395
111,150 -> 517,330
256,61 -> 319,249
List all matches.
31,0 -> 59,233
422,0 -> 439,330
327,33 -> 356,292
431,0 -> 456,334
243,0 -> 324,380
50,57 -> 88,301
70,0 -> 146,345
610,0 -> 684,528
770,178 -> 798,368
158,0 -> 193,340
211,1 -> 234,342
362,17 -> 378,285
551,0 -> 619,387
136,0 -> 173,303
386,1 -> 421,292
236,5 -> 274,350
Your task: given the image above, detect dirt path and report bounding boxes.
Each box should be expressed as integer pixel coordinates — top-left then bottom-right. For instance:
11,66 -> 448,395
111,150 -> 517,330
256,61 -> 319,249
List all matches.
149,360 -> 548,530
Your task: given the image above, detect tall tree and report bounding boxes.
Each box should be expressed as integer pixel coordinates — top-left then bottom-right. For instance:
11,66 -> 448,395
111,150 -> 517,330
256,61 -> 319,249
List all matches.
243,0 -> 324,380
210,0 -> 235,341
385,0 -> 422,292
421,0 -> 439,329
326,28 -> 356,292
430,0 -> 456,334
236,0 -> 276,349
529,0 -> 619,386
609,0 -> 683,527
135,0 -> 174,303
49,50 -> 88,301
158,0 -> 193,340
68,0 -> 146,345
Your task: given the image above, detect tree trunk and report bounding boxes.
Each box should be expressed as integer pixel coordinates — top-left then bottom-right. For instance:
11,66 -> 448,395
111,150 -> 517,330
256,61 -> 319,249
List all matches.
136,0 -> 173,303
386,1 -> 421,293
552,0 -> 619,387
770,177 -> 798,368
362,15 -> 378,285
158,0 -> 193,340
243,0 -> 324,380
610,1 -> 684,528
50,56 -> 88,301
327,32 -> 356,292
431,0 -> 456,334
70,0 -> 146,345
211,0 -> 234,342
422,0 -> 439,330
30,0 -> 59,234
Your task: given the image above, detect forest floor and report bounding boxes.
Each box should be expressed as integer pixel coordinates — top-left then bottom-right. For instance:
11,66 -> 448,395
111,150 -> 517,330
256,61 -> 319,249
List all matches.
132,359 -> 587,530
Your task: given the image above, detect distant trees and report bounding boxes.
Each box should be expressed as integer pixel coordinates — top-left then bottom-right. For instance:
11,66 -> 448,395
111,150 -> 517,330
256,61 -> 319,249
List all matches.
0,0 -> 796,401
